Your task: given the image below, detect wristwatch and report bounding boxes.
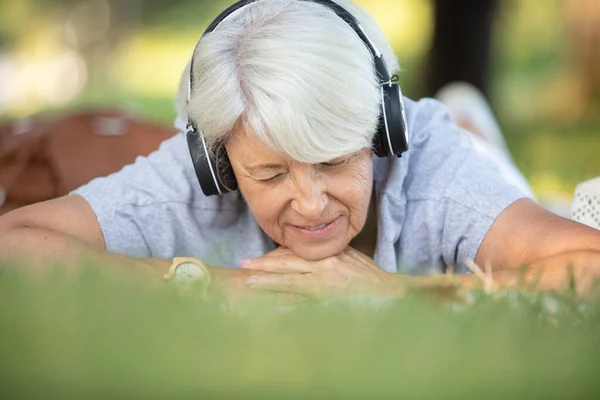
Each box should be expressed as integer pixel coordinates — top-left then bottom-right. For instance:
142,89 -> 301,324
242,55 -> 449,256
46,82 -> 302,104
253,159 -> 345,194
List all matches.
164,257 -> 211,294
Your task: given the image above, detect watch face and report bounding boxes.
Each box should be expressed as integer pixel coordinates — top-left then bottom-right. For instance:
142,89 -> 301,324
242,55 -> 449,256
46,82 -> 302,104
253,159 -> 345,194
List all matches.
174,262 -> 207,285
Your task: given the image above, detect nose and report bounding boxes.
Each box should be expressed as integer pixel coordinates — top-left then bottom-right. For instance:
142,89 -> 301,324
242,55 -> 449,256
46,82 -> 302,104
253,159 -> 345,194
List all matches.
290,173 -> 328,220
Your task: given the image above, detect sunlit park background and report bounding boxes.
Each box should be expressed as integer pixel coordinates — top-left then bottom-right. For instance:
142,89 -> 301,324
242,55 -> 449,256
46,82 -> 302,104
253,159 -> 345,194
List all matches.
1,0 -> 599,208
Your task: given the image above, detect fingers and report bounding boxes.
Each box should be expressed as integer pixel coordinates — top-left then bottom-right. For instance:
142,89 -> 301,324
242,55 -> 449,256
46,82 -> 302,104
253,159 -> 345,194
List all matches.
245,273 -> 314,297
240,254 -> 313,273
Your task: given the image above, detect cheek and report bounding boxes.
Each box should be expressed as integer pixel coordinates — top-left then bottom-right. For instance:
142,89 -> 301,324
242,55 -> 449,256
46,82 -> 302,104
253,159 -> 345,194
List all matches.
238,182 -> 287,234
328,162 -> 373,217
346,161 -> 373,201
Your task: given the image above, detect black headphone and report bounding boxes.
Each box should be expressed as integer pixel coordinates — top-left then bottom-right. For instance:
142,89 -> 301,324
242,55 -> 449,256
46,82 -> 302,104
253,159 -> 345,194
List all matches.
186,0 -> 409,196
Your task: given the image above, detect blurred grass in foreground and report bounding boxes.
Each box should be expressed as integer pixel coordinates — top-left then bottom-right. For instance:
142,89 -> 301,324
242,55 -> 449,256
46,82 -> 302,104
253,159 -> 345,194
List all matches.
1,264 -> 599,399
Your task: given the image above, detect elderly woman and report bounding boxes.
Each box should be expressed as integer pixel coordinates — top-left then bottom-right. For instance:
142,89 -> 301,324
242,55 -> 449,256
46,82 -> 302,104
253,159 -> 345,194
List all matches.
1,0 -> 599,300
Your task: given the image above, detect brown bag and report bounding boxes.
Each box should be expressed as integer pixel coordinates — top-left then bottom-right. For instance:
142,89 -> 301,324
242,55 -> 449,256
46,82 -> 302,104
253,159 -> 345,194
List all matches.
0,110 -> 176,216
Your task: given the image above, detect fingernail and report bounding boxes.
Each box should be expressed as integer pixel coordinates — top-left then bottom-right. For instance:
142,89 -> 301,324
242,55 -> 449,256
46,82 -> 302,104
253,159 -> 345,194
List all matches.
240,258 -> 252,266
245,276 -> 258,286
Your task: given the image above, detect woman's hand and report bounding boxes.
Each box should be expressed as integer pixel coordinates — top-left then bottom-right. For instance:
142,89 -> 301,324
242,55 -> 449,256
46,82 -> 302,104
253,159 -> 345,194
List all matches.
241,247 -> 403,299
206,266 -> 307,308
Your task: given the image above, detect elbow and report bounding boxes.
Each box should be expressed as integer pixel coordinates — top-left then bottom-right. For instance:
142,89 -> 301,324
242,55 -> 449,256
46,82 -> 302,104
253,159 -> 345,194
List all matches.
0,211 -> 26,263
0,212 -> 18,235
0,209 -> 34,239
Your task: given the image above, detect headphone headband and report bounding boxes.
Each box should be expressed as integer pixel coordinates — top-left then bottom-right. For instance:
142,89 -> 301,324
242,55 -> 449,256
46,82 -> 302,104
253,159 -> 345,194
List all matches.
189,0 -> 391,96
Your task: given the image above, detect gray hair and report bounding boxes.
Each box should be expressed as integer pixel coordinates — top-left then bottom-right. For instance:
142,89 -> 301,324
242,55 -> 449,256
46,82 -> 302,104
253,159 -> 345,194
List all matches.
175,0 -> 399,163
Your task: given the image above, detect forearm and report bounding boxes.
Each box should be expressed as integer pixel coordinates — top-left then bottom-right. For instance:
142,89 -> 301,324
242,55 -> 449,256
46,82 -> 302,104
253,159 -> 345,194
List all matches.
0,227 -> 291,305
485,250 -> 600,296
0,227 -> 169,280
392,251 -> 600,297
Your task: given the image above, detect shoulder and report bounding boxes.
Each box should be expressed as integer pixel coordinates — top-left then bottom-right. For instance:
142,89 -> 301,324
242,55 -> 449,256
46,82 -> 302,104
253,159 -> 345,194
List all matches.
71,119 -> 249,258
374,97 -> 533,271
73,118 -> 241,213
378,97 -> 529,206
375,97 -> 467,200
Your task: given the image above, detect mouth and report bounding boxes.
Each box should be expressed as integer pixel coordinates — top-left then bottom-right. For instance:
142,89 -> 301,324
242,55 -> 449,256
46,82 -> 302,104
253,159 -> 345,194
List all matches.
292,217 -> 340,238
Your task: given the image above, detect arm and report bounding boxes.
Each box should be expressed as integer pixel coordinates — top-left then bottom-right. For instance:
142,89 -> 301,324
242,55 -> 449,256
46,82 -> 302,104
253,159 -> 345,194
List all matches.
461,251 -> 600,295
0,195 -> 171,279
411,199 -> 600,295
400,199 -> 600,295
470,199 -> 600,294
0,196 -> 294,305
476,199 -> 600,270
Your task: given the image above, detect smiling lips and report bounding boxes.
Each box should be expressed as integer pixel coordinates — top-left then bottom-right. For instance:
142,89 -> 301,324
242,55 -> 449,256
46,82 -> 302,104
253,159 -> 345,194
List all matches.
292,217 -> 340,238
303,223 -> 327,231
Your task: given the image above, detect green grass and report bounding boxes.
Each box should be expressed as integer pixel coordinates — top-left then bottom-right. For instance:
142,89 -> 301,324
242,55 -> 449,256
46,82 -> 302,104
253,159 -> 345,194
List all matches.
1,264 -> 599,399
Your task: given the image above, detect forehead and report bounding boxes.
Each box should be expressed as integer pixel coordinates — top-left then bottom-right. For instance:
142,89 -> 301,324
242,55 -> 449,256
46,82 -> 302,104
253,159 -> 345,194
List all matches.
225,123 -> 364,168
226,127 -> 290,163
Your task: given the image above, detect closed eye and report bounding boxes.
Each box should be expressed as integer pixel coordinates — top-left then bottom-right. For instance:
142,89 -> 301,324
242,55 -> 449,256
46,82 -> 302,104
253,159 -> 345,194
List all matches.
258,173 -> 285,183
321,158 -> 349,167
256,156 -> 351,182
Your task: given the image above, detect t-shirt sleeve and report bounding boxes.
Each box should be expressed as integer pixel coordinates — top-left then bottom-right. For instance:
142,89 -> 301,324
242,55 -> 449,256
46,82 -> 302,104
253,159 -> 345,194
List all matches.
399,98 -> 534,272
71,128 -> 202,259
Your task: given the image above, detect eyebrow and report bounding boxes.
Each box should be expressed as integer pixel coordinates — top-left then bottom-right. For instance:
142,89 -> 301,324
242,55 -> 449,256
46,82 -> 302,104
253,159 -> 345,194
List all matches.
245,163 -> 286,172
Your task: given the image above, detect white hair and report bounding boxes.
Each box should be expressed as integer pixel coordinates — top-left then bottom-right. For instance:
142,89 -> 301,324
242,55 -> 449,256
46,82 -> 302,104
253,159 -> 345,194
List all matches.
175,0 -> 399,163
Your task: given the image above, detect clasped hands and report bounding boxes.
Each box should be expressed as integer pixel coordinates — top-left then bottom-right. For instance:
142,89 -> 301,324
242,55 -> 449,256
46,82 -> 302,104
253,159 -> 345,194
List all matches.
239,246 -> 402,300
179,246 -> 462,307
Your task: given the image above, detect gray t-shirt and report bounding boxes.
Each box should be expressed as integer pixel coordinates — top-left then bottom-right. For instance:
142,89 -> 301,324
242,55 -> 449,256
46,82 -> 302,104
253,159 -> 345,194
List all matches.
73,98 -> 532,274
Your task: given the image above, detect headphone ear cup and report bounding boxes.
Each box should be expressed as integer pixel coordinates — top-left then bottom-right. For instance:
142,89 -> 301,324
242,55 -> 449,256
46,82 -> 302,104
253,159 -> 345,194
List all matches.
186,129 -> 238,196
214,146 -> 238,193
374,84 -> 409,158
372,100 -> 386,157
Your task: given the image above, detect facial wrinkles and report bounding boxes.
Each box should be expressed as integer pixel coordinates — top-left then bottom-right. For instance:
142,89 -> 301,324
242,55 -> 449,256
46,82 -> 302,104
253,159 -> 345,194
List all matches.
338,152 -> 373,233
291,164 -> 324,196
232,165 -> 297,251
348,160 -> 371,194
228,128 -> 375,255
288,154 -> 371,217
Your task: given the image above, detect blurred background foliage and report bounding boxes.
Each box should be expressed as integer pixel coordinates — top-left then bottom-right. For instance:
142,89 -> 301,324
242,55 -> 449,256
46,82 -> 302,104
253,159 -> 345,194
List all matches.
0,0 -> 599,206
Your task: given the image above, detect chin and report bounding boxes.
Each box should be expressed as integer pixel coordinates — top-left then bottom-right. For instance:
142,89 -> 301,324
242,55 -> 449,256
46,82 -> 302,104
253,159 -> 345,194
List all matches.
287,240 -> 348,261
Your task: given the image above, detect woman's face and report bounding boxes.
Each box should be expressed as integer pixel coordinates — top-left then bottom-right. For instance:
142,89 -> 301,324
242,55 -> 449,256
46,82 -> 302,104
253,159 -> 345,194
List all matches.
226,129 -> 374,261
